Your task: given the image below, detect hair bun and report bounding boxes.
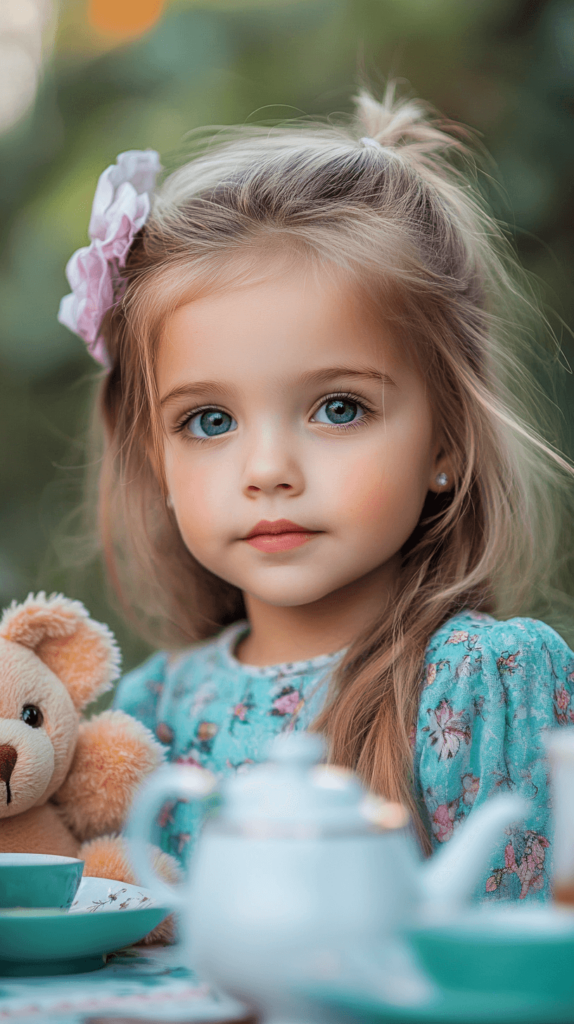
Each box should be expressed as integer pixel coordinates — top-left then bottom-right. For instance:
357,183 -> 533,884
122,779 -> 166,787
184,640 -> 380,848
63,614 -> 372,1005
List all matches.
354,85 -> 467,171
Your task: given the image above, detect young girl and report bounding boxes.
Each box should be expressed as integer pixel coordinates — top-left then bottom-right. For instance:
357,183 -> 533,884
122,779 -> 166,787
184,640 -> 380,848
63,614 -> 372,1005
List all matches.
59,86 -> 574,903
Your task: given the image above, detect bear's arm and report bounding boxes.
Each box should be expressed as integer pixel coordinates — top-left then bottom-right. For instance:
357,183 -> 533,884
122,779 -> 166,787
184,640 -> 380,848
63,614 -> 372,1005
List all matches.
51,710 -> 165,841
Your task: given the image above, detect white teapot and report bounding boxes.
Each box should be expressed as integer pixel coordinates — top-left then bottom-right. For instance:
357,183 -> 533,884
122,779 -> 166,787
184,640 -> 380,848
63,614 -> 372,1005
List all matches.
128,732 -> 525,1023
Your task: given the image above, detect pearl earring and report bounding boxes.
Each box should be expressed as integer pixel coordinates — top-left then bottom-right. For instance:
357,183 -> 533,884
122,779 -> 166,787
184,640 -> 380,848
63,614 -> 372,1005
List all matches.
166,495 -> 174,510
435,472 -> 448,487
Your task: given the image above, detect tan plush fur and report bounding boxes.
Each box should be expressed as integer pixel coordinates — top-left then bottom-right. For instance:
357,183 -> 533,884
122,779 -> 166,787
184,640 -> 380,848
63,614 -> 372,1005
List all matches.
1,593 -> 121,711
0,593 -> 179,943
0,804 -> 81,857
55,711 -> 165,840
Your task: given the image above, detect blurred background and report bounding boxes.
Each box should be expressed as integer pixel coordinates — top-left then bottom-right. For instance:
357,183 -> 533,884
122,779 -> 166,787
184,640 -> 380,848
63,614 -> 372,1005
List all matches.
1,0 -> 574,686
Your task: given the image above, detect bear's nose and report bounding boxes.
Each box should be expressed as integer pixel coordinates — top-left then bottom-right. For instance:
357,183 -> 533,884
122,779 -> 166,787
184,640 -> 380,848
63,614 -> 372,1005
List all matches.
0,745 -> 17,805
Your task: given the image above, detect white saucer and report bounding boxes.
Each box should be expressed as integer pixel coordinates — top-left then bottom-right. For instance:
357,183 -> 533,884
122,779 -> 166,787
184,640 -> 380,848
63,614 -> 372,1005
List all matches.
69,876 -> 157,914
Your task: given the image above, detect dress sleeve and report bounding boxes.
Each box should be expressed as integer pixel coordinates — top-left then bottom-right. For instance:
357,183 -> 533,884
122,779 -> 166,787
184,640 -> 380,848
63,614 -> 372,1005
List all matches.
413,616 -> 574,903
113,651 -> 169,740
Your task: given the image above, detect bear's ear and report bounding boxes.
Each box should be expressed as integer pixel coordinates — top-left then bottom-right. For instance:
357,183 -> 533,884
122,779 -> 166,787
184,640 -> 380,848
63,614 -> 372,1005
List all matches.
0,593 -> 121,711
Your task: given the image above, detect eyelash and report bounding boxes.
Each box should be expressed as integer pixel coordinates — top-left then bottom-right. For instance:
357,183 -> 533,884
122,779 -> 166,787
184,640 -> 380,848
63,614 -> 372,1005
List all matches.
311,392 -> 374,431
174,391 -> 374,441
174,406 -> 233,444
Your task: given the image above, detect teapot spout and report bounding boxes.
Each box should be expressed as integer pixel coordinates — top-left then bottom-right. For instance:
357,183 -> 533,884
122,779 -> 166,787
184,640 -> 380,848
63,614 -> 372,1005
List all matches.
420,793 -> 527,918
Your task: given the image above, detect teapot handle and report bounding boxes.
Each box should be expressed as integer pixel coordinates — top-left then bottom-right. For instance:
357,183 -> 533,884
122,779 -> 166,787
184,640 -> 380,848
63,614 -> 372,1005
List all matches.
126,763 -> 217,910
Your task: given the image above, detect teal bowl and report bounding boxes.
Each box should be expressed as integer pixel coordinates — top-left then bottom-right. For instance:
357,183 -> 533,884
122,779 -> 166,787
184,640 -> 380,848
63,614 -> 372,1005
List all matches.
0,853 -> 84,909
409,906 -> 574,1002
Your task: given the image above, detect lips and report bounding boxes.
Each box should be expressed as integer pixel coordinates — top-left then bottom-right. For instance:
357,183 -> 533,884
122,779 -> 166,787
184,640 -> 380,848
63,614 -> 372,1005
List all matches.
245,519 -> 311,538
243,519 -> 320,553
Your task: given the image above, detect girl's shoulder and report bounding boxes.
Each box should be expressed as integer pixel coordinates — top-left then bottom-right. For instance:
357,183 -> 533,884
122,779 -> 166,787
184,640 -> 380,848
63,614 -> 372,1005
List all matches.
422,608 -> 574,709
112,621 -> 249,730
427,608 -> 573,666
429,605 -> 571,641
112,650 -> 170,734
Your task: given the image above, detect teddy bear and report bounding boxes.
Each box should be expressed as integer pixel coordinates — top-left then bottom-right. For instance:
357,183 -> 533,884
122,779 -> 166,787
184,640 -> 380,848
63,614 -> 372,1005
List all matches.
0,592 -> 180,941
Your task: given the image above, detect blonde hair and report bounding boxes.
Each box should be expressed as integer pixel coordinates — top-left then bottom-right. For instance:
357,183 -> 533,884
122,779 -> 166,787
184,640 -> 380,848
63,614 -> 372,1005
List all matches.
95,85 -> 573,849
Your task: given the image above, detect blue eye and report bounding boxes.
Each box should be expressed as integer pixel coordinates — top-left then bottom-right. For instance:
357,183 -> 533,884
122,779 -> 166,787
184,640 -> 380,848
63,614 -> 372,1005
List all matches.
313,398 -> 363,426
188,409 -> 237,438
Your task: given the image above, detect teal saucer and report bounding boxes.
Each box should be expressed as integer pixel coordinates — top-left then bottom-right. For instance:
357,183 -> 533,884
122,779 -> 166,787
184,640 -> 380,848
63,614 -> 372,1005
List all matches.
307,984 -> 574,1023
0,877 -> 169,976
0,954 -> 107,977
307,907 -> 574,1024
409,905 -> 574,1002
0,905 -> 168,976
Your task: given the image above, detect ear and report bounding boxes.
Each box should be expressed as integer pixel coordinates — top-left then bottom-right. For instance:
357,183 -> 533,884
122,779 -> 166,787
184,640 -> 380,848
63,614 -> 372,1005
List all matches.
428,441 -> 455,494
0,593 -> 121,711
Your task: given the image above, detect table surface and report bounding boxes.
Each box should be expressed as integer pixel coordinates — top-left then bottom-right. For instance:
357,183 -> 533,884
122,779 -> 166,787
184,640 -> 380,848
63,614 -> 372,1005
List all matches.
0,945 -> 255,1023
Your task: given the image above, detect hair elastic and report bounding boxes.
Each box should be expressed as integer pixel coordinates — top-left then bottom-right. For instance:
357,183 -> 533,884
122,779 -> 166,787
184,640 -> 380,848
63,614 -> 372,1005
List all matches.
360,136 -> 384,150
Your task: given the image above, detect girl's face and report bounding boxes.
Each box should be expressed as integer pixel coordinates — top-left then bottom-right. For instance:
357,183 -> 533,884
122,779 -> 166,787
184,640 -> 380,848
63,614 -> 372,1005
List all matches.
157,265 -> 447,609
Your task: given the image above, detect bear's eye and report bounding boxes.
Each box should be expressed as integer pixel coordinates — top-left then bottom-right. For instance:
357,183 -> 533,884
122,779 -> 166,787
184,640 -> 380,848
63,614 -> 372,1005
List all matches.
21,704 -> 43,728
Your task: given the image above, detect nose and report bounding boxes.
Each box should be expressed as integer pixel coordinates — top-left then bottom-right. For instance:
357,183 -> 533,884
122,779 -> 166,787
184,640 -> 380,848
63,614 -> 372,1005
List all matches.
0,745 -> 17,805
242,425 -> 304,497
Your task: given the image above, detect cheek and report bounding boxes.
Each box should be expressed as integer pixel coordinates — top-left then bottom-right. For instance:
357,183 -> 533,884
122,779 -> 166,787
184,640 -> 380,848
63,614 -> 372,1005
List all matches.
326,444 -> 430,533
166,448 -> 233,543
335,461 -> 400,530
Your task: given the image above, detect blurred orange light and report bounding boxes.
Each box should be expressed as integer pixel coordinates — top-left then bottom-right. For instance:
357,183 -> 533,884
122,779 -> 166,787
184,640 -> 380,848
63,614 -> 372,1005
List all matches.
88,0 -> 166,38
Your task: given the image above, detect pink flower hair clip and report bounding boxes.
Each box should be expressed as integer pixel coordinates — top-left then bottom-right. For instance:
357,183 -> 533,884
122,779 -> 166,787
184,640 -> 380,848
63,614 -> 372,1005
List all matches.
58,149 -> 161,366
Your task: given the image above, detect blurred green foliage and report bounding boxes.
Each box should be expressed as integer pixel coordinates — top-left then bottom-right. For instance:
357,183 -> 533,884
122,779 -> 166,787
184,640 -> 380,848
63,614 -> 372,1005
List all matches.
1,0 -> 573,685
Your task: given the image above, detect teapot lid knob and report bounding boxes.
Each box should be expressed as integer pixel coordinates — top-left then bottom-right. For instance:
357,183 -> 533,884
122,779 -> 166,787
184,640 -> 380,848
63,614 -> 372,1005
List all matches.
269,732 -> 326,766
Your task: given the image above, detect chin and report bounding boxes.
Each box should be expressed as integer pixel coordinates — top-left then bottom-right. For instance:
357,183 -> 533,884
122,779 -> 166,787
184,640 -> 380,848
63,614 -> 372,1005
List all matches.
245,577 -> 345,609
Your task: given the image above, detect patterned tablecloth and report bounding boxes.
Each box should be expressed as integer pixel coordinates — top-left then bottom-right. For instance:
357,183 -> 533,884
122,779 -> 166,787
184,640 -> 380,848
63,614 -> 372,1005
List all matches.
0,945 -> 252,1023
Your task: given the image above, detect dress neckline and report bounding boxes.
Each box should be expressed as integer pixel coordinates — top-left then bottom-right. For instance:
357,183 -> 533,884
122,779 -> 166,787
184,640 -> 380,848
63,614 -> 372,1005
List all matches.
215,620 -> 347,679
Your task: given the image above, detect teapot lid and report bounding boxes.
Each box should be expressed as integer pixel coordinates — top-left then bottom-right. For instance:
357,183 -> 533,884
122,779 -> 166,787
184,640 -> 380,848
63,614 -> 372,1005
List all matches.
216,732 -> 409,838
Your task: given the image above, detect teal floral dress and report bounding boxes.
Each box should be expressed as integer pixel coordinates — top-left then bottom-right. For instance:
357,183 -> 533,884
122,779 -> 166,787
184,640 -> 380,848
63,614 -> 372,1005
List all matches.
113,610 -> 574,903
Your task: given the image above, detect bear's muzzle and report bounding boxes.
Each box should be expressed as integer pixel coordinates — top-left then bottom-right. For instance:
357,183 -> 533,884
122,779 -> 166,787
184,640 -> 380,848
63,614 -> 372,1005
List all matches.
0,745 -> 17,804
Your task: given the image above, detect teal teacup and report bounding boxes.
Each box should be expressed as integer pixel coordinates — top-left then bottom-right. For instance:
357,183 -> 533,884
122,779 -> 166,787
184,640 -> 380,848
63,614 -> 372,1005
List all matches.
409,905 -> 574,1003
0,853 -> 84,910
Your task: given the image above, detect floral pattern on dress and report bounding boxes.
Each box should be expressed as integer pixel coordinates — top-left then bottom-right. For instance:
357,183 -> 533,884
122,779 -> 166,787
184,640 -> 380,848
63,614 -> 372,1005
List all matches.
461,773 -> 480,806
229,686 -> 256,733
486,830 -> 550,899
427,793 -> 460,843
446,630 -> 469,645
232,702 -> 249,721
270,685 -> 304,718
422,699 -> 472,760
425,663 -> 437,688
414,612 -> 574,903
175,750 -> 202,768
196,721 -> 218,754
424,774 -> 480,843
496,651 -> 520,674
445,631 -> 481,651
114,611 -> 574,904
553,684 -> 574,725
156,721 -> 174,744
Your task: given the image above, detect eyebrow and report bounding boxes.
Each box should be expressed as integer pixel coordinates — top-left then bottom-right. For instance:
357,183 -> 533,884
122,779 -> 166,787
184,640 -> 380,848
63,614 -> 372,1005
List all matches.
160,365 -> 396,408
160,381 -> 233,407
297,366 -> 397,389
